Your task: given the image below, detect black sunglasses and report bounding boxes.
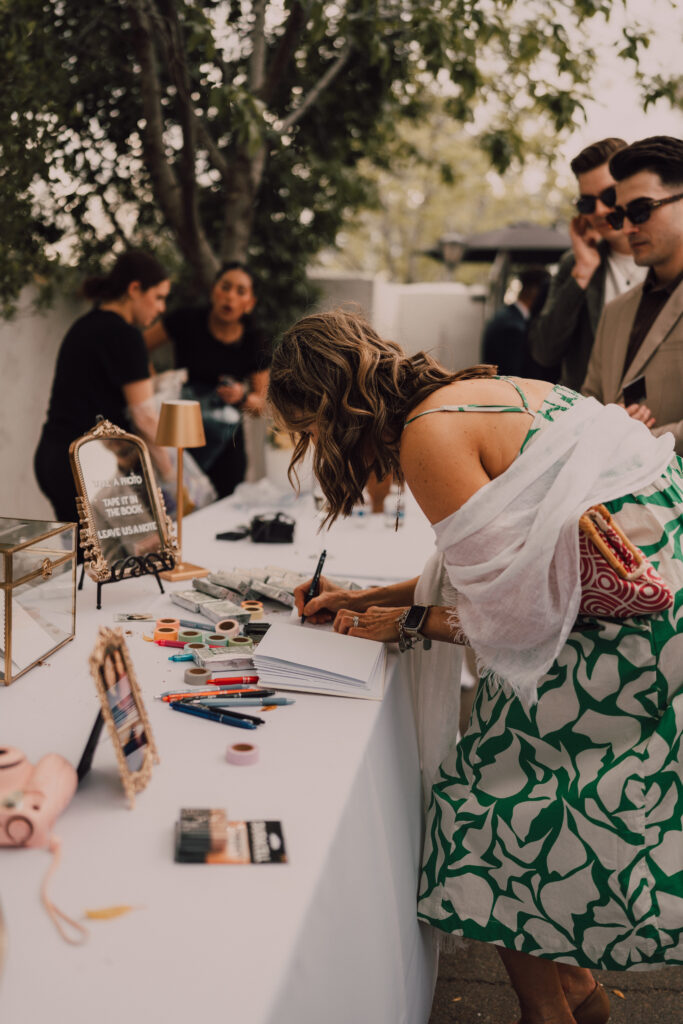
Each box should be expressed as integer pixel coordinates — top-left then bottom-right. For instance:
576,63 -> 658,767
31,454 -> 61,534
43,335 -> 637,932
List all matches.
606,191 -> 683,230
575,186 -> 616,214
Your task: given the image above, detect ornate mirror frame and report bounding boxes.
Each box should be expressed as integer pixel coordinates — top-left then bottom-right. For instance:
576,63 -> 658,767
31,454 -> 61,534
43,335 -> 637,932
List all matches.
69,419 -> 177,582
89,626 -> 159,808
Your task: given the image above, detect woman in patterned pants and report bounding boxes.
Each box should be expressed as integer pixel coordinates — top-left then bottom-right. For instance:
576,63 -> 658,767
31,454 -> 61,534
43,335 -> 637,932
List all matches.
270,310 -> 683,1024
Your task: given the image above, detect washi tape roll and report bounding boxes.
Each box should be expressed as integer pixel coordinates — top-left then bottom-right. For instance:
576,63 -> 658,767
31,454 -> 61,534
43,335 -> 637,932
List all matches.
241,600 -> 264,621
228,635 -> 254,651
187,642 -> 210,665
154,625 -> 179,642
206,633 -> 229,647
178,628 -> 203,644
156,617 -> 180,632
214,618 -> 240,639
185,666 -> 211,686
225,742 -> 259,766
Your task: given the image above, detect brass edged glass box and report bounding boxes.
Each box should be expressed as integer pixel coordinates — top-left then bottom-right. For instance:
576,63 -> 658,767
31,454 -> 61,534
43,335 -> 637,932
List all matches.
0,518 -> 77,686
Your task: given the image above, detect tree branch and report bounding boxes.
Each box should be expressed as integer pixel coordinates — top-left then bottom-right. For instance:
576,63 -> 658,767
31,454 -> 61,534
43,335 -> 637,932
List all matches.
195,118 -> 230,179
279,43 -> 353,133
128,0 -> 218,283
259,1 -> 306,105
249,0 -> 268,94
126,0 -> 184,233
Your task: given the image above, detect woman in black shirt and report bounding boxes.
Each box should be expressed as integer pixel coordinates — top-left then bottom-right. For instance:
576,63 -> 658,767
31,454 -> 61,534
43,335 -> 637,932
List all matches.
34,251 -> 171,524
144,262 -> 270,497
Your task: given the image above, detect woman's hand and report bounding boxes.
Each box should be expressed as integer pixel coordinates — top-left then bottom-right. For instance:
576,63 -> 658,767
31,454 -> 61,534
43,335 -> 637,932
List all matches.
334,606 -> 406,644
294,575 -> 366,623
217,381 -> 247,405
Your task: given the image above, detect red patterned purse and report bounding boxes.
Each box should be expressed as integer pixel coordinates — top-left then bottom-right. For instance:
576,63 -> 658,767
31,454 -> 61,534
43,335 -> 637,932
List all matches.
578,504 -> 673,618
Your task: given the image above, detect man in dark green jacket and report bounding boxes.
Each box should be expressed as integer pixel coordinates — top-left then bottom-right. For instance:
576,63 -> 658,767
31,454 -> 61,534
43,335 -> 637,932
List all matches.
529,137 -> 646,391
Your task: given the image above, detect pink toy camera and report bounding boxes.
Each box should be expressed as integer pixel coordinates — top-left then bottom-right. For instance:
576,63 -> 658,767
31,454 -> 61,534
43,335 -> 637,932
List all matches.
0,746 -> 77,848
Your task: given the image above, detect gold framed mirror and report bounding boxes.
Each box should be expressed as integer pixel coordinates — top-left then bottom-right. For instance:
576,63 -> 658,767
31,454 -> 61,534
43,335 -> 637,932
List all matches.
69,419 -> 177,582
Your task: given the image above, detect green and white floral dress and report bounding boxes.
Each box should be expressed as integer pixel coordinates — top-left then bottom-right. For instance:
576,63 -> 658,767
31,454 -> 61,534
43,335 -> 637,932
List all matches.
417,384 -> 683,970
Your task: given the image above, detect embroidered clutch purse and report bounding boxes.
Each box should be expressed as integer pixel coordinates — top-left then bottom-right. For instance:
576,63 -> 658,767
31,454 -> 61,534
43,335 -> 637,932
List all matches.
578,504 -> 673,619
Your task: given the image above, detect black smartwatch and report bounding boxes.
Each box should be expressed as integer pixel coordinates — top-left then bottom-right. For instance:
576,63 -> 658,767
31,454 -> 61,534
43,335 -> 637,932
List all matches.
396,605 -> 431,653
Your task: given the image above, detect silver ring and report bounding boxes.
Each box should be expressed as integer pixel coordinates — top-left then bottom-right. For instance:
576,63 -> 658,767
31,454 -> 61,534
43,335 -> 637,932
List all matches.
352,616 -> 360,628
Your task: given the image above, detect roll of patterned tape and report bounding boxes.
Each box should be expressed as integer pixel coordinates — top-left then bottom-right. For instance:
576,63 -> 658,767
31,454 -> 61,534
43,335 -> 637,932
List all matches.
178,628 -> 203,644
241,600 -> 264,621
184,666 -> 212,686
156,617 -> 180,632
214,618 -> 240,638
154,625 -> 179,642
228,635 -> 254,651
225,742 -> 259,766
206,633 -> 229,646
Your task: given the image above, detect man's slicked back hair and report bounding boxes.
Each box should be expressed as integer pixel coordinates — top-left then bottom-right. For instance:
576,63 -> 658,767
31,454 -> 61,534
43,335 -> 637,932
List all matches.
570,138 -> 627,177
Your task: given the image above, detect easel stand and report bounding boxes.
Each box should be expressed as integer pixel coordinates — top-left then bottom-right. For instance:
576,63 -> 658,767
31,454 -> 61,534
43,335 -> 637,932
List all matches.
78,553 -> 175,609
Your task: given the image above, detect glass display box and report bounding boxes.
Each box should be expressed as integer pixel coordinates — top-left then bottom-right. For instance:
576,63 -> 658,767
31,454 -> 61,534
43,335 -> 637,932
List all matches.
0,518 -> 77,686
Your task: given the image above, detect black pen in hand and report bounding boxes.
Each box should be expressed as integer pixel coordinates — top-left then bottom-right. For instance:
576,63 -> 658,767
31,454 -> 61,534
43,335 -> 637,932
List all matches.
301,549 -> 327,623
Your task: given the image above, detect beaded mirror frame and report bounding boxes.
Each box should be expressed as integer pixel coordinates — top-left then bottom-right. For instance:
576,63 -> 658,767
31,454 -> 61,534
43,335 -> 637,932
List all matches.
89,626 -> 159,808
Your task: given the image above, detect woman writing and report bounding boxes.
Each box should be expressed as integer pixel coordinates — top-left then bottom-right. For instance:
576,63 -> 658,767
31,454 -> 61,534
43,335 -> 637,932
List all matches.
144,262 -> 270,497
270,309 -> 683,1024
34,250 -> 171,525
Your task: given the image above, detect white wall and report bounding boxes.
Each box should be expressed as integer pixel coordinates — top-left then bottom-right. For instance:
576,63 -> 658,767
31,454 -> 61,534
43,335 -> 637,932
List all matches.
0,287 -> 84,520
310,275 -> 487,371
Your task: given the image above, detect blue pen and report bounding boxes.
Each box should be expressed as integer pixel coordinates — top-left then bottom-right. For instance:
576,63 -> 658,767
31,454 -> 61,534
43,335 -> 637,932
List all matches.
168,652 -> 195,662
170,701 -> 261,729
198,696 -> 296,707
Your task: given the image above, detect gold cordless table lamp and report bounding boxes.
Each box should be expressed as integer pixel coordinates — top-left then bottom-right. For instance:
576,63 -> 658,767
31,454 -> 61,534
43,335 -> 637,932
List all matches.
155,400 -> 209,581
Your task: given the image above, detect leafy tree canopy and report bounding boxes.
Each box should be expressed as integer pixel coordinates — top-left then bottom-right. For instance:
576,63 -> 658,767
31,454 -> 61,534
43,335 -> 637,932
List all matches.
314,107 -> 579,284
0,0 -> 662,328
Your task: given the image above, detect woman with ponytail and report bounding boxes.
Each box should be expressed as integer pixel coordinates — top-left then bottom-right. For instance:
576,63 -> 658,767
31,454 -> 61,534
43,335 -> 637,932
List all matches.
34,250 -> 171,525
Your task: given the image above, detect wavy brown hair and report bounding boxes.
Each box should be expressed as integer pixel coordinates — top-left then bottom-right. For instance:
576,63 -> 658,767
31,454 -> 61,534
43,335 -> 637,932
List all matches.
268,309 -> 496,526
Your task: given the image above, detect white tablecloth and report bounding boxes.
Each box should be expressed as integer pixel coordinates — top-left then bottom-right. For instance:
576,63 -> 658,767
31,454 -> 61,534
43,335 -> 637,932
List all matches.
1,489 -> 439,1023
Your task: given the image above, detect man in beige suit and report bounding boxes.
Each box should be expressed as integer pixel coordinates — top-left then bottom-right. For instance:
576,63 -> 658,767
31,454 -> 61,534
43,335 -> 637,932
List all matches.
583,136 -> 683,454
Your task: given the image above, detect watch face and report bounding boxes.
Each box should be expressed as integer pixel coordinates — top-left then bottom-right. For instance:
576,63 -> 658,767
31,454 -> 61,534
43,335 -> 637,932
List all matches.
403,605 -> 428,631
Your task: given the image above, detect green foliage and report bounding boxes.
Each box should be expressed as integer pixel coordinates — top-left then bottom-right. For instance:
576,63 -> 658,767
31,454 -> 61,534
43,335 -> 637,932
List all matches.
0,0 -> 662,330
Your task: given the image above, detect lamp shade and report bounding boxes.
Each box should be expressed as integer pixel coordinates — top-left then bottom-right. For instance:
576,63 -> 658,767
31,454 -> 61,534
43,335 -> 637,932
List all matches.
155,400 -> 206,448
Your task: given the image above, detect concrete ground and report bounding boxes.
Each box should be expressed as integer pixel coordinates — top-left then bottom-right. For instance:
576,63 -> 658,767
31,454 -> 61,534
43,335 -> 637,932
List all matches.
428,938 -> 683,1023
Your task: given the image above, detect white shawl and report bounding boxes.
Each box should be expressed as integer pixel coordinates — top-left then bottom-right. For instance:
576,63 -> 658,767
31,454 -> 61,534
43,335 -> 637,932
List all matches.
433,398 -> 674,706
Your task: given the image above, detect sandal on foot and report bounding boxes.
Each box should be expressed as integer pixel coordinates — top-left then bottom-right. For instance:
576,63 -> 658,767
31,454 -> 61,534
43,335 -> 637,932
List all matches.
572,982 -> 610,1024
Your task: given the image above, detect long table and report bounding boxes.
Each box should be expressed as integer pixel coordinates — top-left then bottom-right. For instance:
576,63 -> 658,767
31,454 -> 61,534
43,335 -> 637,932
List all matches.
1,489 -> 440,1023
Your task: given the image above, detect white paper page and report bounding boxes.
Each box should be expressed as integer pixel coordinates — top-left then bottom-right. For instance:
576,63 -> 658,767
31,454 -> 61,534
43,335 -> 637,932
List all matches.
254,622 -> 386,697
256,622 -> 381,677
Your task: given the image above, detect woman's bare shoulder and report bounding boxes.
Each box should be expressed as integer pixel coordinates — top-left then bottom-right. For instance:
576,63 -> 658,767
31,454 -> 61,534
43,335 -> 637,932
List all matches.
400,376 -> 556,524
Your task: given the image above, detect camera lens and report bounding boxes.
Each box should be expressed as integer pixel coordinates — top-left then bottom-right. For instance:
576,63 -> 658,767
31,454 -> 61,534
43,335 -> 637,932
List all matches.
5,815 -> 33,845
